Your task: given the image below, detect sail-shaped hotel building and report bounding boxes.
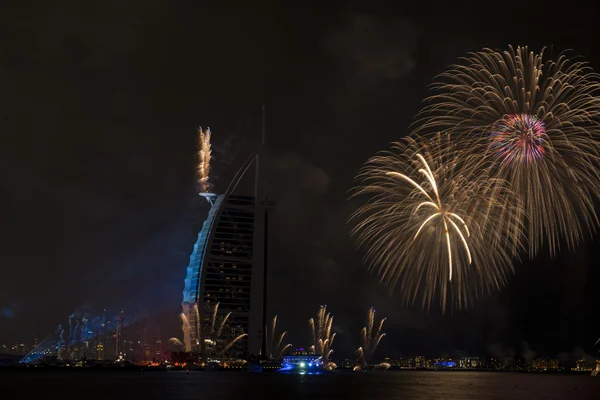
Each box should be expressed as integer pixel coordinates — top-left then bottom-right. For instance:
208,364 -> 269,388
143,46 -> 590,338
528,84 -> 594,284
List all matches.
181,129 -> 265,359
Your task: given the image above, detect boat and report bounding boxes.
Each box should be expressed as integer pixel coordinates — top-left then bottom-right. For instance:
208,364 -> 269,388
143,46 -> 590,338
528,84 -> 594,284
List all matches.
279,351 -> 324,373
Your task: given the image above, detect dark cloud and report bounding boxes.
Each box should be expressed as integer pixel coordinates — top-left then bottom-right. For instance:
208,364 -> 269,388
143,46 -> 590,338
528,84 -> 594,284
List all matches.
324,14 -> 418,87
273,153 -> 330,195
0,302 -> 19,319
487,342 -> 515,364
557,347 -> 596,365
521,342 -> 536,362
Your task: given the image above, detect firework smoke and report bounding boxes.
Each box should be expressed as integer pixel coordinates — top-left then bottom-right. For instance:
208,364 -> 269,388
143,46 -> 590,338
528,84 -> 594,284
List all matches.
356,307 -> 386,367
351,134 -> 524,311
414,45 -> 600,256
309,305 -> 336,362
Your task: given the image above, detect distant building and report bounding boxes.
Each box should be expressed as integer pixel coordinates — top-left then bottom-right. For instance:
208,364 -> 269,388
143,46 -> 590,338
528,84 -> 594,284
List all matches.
4,342 -> 29,355
574,359 -> 599,372
531,357 -> 559,371
434,358 -> 456,368
382,357 -> 401,367
399,358 -> 414,368
511,356 -> 528,371
487,357 -> 505,370
459,357 -> 483,369
415,355 -> 425,368
0,354 -> 22,366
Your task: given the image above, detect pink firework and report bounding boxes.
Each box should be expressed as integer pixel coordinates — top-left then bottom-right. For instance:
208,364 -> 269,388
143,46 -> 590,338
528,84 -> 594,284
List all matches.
490,114 -> 548,166
412,46 -> 600,256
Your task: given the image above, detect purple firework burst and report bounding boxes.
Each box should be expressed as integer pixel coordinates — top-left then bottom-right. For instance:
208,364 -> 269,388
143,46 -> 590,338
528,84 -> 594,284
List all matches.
490,114 -> 548,166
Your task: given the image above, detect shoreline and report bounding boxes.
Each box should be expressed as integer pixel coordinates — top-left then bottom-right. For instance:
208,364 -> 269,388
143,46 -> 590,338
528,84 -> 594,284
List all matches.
0,365 -> 594,375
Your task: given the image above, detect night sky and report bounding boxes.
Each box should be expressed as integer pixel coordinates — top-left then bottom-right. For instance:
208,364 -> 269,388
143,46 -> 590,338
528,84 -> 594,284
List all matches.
2,1 -> 600,362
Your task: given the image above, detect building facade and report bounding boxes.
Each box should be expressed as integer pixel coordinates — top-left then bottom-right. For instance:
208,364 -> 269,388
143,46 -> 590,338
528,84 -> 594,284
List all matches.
531,357 -> 559,371
574,358 -> 600,372
203,194 -> 256,357
459,357 -> 484,369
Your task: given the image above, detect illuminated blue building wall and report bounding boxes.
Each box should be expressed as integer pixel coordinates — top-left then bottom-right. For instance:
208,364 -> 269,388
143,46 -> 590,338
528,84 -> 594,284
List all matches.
434,360 -> 456,368
182,194 -> 223,305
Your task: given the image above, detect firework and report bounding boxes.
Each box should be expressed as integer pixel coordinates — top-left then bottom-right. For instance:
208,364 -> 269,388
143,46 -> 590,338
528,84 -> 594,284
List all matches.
197,127 -> 213,193
170,302 -> 247,358
266,315 -> 292,360
201,302 -> 247,358
490,114 -> 549,166
169,337 -> 185,351
180,313 -> 192,352
373,362 -> 391,370
356,307 -> 386,367
414,45 -> 600,256
193,303 -> 201,347
309,305 -> 336,362
351,134 -> 524,311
